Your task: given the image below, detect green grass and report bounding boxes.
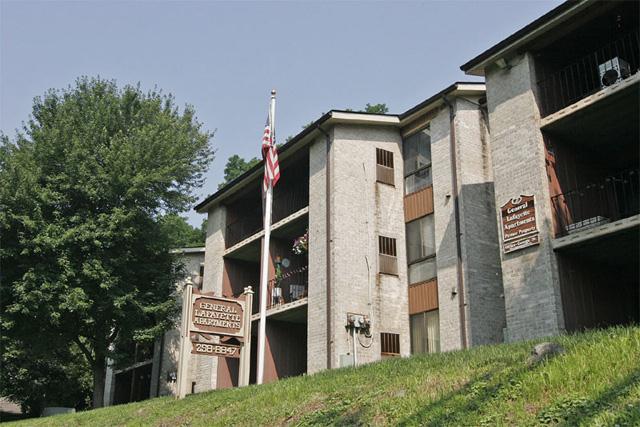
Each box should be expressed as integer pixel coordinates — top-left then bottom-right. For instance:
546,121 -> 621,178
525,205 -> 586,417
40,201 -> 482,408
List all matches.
8,326 -> 640,426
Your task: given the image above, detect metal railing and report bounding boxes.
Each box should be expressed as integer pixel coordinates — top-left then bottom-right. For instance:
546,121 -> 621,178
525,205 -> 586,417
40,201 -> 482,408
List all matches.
537,30 -> 639,117
551,169 -> 639,237
266,265 -> 308,310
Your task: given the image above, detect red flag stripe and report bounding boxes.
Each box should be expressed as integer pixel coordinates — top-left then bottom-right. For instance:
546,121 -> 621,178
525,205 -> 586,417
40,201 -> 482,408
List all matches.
262,116 -> 279,192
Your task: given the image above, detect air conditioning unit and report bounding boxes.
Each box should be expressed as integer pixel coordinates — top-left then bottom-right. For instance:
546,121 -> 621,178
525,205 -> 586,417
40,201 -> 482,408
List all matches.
599,57 -> 631,87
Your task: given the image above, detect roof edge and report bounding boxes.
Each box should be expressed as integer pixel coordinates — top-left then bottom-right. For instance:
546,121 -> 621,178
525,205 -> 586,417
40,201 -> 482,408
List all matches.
399,81 -> 486,123
460,0 -> 590,75
171,247 -> 206,254
194,110 -> 399,213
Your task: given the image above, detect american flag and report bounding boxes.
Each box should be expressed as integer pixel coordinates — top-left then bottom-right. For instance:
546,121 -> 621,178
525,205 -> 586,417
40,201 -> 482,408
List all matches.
261,115 -> 280,192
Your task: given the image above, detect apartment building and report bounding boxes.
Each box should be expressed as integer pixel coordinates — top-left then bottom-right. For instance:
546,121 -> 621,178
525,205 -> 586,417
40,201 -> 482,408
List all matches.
461,0 -> 639,341
105,0 -> 638,403
188,81 -> 504,391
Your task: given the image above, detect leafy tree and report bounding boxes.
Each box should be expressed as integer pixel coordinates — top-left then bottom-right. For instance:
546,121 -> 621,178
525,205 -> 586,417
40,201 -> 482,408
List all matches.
0,77 -> 214,409
1,334 -> 92,414
219,154 -> 259,188
159,214 -> 206,248
363,103 -> 389,114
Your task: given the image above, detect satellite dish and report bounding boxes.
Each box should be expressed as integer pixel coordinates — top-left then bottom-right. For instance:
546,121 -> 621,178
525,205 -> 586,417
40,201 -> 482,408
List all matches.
601,69 -> 619,86
281,258 -> 291,268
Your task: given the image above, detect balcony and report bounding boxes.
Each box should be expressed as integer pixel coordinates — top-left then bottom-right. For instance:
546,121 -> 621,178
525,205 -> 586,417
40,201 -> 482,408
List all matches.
266,265 -> 308,311
224,149 -> 310,248
537,29 -> 639,118
551,169 -> 639,238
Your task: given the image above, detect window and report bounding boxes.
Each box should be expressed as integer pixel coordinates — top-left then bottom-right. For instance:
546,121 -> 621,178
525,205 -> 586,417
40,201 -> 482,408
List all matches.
410,310 -> 440,354
376,148 -> 395,186
406,215 -> 435,264
378,236 -> 398,275
376,148 -> 394,168
381,332 -> 400,356
378,236 -> 397,257
406,213 -> 436,285
403,127 -> 432,194
408,258 -> 437,285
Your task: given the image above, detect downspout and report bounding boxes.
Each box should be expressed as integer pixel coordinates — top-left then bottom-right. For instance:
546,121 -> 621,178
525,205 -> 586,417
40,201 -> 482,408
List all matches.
315,124 -> 333,369
442,96 -> 468,350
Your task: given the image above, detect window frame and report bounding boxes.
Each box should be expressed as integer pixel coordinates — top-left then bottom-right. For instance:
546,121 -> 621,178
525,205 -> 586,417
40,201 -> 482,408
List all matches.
405,214 -> 436,265
403,125 -> 432,195
407,255 -> 437,286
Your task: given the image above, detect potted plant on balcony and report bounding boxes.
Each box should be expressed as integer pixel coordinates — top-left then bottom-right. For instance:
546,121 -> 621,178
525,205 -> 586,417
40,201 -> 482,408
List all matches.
292,229 -> 308,255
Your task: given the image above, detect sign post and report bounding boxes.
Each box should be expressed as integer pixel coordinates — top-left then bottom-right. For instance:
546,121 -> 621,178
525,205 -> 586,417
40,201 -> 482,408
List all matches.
176,280 -> 193,399
176,285 -> 253,398
238,286 -> 253,387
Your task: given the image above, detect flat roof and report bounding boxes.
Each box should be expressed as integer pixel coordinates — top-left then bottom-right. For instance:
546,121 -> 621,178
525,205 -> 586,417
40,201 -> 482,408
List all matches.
171,247 -> 206,254
194,82 -> 485,213
194,110 -> 398,212
460,0 -> 591,75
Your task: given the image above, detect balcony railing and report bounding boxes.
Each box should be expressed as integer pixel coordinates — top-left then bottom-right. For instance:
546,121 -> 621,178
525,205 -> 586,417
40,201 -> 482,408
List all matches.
551,169 -> 639,237
266,265 -> 308,310
537,30 -> 639,117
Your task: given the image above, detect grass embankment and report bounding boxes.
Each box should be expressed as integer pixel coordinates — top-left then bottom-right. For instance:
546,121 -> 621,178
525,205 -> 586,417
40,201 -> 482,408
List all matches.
9,326 -> 640,426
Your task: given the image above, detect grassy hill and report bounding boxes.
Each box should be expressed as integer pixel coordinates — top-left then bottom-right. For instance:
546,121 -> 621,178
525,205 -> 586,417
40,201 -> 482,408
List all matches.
7,326 -> 640,426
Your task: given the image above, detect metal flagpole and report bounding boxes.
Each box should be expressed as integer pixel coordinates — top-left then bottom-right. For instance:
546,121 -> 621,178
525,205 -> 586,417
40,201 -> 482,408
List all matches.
256,90 -> 276,385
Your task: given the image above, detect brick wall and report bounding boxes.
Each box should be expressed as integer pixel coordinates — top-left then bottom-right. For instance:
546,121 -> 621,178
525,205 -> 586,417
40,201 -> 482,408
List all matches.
485,52 -> 565,341
307,135 -> 329,373
328,124 -> 410,365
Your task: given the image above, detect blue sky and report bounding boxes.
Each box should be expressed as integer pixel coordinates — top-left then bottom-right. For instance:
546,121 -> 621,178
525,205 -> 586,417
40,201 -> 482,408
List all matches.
1,0 -> 562,226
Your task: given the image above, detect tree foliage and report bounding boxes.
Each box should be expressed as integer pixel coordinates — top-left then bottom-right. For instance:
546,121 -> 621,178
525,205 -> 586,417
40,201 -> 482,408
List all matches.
159,214 -> 206,248
0,77 -> 214,411
219,154 -> 259,189
362,103 -> 389,114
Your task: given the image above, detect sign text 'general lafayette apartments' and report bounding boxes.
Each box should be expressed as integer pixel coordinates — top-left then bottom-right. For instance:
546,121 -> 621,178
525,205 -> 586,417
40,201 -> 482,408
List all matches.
500,195 -> 540,254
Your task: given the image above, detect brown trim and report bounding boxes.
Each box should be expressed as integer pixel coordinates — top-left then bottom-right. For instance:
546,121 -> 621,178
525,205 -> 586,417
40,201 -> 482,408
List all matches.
408,279 -> 439,315
404,186 -> 434,222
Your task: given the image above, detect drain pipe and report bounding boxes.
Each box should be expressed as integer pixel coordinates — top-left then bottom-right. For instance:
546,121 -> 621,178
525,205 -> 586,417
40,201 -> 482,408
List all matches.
316,123 -> 333,369
442,96 -> 468,350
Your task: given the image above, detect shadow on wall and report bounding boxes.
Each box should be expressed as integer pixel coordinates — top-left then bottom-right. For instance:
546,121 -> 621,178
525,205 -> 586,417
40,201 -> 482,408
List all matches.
500,215 -> 564,343
436,181 -> 506,346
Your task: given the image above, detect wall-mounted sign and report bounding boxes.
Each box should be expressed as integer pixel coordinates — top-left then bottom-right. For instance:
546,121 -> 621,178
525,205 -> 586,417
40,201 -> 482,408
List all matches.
500,195 -> 540,254
190,293 -> 245,338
